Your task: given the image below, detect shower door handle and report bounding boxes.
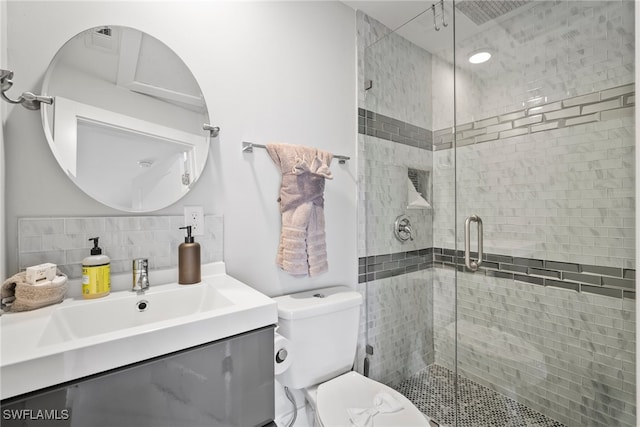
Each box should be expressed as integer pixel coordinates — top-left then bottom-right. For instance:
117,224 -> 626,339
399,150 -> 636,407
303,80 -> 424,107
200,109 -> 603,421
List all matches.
464,215 -> 483,271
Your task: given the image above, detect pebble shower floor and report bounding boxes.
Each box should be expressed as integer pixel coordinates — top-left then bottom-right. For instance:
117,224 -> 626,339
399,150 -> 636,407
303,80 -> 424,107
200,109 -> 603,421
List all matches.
395,365 -> 566,427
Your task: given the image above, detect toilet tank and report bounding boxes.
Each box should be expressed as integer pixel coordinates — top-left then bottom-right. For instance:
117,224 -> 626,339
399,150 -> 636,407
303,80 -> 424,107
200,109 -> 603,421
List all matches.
273,286 -> 362,390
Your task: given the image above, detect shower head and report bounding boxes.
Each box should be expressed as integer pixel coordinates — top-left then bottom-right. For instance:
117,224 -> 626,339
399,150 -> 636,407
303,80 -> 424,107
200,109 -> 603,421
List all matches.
455,0 -> 530,26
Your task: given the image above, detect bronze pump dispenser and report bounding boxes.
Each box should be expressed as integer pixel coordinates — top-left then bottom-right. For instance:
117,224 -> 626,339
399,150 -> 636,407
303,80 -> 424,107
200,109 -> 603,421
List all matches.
178,226 -> 201,285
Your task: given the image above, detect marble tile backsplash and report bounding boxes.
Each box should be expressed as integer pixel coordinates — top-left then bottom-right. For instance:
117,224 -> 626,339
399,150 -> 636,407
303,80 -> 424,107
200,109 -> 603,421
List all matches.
18,215 -> 223,279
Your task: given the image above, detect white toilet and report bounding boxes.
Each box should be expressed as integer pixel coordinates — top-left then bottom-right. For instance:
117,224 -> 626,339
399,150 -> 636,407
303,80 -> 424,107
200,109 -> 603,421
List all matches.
273,286 -> 429,427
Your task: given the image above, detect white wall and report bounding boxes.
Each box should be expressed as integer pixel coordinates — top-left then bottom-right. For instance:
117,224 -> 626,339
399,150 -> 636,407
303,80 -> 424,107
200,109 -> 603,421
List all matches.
4,1 -> 357,297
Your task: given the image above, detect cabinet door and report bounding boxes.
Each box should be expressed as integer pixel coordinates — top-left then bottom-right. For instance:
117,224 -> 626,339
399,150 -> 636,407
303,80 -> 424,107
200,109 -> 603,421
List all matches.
2,326 -> 275,427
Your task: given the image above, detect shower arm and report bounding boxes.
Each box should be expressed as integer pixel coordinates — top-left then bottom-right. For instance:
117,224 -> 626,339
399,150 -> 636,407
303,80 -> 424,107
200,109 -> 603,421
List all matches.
0,69 -> 53,110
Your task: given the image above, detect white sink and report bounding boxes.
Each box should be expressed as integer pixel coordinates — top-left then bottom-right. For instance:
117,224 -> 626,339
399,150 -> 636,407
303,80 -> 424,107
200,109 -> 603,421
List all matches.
1,262 -> 277,400
40,282 -> 232,345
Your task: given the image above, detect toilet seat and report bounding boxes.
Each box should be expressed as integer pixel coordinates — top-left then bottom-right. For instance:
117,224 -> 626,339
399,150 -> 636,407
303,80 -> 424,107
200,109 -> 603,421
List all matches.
313,372 -> 429,426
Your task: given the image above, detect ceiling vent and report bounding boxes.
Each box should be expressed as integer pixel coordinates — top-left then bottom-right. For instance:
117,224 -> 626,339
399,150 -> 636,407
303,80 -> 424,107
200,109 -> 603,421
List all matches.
95,27 -> 112,37
85,26 -> 118,53
455,0 -> 530,26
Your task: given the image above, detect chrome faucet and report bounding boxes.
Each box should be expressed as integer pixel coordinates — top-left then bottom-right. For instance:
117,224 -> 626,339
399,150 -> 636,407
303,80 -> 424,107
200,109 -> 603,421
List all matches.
132,258 -> 150,293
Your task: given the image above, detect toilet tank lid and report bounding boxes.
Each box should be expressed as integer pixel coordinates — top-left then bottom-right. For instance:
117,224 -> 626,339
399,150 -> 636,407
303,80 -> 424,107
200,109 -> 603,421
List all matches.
273,286 -> 362,320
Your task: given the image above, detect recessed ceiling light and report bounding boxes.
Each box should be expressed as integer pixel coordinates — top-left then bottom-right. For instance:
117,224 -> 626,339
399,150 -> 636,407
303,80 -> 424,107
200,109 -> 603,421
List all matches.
468,50 -> 492,64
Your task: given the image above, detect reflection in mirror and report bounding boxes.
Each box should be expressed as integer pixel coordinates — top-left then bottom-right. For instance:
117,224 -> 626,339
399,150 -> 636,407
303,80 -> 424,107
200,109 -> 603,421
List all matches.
41,26 -> 210,212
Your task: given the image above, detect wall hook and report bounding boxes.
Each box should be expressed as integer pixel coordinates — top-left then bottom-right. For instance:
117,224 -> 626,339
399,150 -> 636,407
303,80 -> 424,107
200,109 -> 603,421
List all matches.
440,0 -> 448,28
432,4 -> 440,31
0,69 -> 53,110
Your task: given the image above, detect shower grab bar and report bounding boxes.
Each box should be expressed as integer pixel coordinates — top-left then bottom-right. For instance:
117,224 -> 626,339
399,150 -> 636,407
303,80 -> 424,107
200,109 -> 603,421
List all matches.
464,214 -> 483,271
242,141 -> 350,164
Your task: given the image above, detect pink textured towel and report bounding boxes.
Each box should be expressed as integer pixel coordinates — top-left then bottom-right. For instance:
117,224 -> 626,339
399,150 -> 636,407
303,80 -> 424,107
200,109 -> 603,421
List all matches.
266,142 -> 333,277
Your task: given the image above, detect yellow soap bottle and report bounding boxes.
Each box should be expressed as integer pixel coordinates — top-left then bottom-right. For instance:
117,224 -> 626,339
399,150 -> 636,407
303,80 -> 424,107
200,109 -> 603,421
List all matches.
82,237 -> 111,299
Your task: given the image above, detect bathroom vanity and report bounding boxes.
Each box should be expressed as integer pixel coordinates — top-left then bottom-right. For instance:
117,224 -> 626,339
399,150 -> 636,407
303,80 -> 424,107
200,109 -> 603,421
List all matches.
1,263 -> 278,427
2,327 -> 275,427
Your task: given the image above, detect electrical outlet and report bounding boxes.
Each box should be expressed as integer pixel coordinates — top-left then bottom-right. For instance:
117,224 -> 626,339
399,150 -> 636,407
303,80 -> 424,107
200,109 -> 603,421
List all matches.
184,206 -> 204,236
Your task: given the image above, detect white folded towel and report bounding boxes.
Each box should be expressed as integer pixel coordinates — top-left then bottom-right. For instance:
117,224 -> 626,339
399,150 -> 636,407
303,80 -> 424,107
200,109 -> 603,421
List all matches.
347,392 -> 404,427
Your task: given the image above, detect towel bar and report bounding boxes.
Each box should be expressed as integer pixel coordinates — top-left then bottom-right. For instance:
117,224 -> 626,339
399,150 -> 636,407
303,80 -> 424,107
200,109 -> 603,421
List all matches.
242,141 -> 350,164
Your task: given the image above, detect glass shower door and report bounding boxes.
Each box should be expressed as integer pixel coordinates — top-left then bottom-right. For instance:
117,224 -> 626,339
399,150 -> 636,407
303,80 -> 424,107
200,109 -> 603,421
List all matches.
358,3 -> 457,425
359,6 -> 440,387
451,1 -> 636,426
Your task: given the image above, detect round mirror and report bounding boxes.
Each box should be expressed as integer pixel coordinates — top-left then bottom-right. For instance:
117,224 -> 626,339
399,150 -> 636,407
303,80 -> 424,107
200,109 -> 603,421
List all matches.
41,26 -> 210,212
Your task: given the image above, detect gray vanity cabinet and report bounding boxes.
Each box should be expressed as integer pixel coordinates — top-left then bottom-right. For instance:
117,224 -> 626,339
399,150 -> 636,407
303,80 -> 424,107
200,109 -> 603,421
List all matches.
1,326 -> 275,427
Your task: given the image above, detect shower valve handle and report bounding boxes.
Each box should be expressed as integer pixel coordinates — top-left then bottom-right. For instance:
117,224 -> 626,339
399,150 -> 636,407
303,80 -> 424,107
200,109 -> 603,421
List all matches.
394,215 -> 414,242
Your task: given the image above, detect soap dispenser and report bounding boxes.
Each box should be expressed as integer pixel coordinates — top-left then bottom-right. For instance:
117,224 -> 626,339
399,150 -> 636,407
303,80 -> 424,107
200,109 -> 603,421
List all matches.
82,237 -> 111,299
178,226 -> 201,285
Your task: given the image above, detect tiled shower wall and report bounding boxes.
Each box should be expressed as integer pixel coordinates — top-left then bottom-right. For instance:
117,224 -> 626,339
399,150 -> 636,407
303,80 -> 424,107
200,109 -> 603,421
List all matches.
433,1 -> 636,426
17,215 -> 223,280
433,92 -> 635,268
431,1 -> 636,426
356,130 -> 434,385
432,0 -> 635,130
433,268 -> 635,426
356,10 -> 435,386
358,269 -> 434,387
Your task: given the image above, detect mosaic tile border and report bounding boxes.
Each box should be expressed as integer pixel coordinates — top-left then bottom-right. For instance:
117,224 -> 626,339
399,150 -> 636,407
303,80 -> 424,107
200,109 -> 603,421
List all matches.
359,85 -> 634,152
358,108 -> 433,150
359,247 -> 636,299
433,83 -> 635,151
358,247 -> 434,282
